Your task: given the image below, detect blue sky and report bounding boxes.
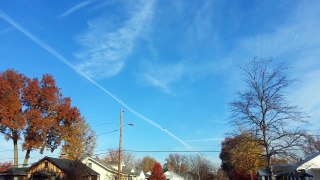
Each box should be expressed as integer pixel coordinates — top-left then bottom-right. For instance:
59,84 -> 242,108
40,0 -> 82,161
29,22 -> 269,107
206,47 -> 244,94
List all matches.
1,0 -> 320,166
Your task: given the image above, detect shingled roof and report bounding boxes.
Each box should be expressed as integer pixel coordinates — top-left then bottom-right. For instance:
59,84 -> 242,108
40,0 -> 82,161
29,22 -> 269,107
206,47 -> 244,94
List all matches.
31,156 -> 99,175
0,167 -> 28,176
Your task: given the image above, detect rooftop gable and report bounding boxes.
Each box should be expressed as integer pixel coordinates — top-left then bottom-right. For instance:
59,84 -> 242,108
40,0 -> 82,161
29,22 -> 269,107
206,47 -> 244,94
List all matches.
29,156 -> 99,175
297,152 -> 320,170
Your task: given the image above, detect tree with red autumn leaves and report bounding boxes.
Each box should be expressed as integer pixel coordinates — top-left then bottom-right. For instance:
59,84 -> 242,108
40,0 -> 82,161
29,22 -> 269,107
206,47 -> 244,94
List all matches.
0,69 -> 94,167
0,162 -> 13,172
149,162 -> 166,180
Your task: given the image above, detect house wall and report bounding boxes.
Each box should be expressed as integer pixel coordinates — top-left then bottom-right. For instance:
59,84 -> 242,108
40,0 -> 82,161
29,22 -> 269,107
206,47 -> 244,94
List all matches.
27,159 -> 65,179
137,171 -> 145,180
83,158 -> 116,180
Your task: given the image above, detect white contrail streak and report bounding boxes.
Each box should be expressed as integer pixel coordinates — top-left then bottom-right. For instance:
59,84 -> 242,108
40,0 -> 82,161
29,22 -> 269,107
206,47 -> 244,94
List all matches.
59,0 -> 93,18
0,10 -> 193,150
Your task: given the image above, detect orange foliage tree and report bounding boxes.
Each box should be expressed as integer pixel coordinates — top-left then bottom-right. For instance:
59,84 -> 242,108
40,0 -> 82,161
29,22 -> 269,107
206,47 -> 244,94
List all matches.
0,69 -> 86,167
139,156 -> 157,173
60,117 -> 96,160
220,133 -> 265,179
149,162 -> 166,180
0,70 -> 27,167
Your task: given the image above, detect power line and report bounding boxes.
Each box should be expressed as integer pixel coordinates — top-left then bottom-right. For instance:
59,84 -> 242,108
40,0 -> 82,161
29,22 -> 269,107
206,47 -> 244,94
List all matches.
96,129 -> 119,136
123,150 -> 220,153
0,149 -> 220,161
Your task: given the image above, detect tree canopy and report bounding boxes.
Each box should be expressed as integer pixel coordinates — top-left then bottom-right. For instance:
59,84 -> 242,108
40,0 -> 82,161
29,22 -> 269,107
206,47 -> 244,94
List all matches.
230,58 -> 306,174
187,154 -> 215,180
103,149 -> 136,169
164,153 -> 188,175
220,133 -> 265,179
0,69 -> 94,166
60,117 -> 97,160
139,156 -> 157,173
149,162 -> 166,180
0,162 -> 12,173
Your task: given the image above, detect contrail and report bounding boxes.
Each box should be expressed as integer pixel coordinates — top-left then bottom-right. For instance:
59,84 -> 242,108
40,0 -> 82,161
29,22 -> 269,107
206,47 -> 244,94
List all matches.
59,0 -> 93,18
0,10 -> 193,150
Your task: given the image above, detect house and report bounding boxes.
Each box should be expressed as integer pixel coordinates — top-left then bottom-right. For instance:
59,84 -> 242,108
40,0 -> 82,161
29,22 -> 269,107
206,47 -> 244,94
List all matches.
258,164 -> 312,180
0,156 -> 100,180
144,171 -> 151,180
82,157 -> 145,180
296,152 -> 320,178
0,167 -> 28,180
27,156 -> 99,180
164,171 -> 184,180
257,152 -> 320,180
126,168 -> 145,180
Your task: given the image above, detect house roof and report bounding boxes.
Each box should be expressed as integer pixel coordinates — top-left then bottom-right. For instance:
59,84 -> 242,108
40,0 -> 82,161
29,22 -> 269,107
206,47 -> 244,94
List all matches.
258,163 -> 314,177
30,156 -> 99,176
297,151 -> 320,167
258,169 -> 269,176
89,158 -> 119,173
86,157 -> 142,176
0,167 -> 28,176
164,171 -> 184,180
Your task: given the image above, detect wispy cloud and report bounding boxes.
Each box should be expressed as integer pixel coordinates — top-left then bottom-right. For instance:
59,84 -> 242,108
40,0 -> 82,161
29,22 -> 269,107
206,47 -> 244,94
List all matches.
59,0 -> 94,18
139,59 -> 232,94
75,0 -> 155,79
223,1 -> 320,128
290,70 -> 320,128
143,74 -> 172,94
0,9 -> 193,151
139,61 -> 187,94
234,2 -> 320,58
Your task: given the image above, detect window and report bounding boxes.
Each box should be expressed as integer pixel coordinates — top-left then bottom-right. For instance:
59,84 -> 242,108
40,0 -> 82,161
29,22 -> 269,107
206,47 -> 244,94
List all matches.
88,162 -> 92,168
45,162 -> 48,168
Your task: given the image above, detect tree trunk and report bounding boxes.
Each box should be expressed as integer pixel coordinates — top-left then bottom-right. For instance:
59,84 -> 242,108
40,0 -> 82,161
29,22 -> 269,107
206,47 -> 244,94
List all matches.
23,149 -> 31,167
267,154 -> 272,180
13,137 -> 18,167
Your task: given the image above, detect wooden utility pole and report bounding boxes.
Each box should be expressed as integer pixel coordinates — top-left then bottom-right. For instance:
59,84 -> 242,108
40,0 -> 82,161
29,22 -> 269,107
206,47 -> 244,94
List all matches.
118,110 -> 123,180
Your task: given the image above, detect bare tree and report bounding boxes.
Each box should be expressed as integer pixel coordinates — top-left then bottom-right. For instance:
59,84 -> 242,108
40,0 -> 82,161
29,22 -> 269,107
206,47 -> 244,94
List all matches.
230,58 -> 306,176
187,154 -> 214,180
301,133 -> 320,156
215,168 -> 228,180
103,149 -> 136,169
164,153 -> 188,175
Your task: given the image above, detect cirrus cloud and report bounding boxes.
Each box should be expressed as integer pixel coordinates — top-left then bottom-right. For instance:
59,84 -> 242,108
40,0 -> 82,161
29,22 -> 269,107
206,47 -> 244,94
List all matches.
75,0 -> 155,79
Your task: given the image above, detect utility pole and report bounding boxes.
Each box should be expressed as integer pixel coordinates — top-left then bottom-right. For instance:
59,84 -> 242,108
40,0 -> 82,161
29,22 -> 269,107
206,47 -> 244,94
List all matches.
118,110 -> 123,180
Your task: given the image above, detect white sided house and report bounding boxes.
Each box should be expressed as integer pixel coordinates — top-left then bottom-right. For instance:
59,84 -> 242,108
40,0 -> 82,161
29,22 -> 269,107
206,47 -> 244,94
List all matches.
297,152 -> 320,178
83,157 -> 145,180
258,152 -> 320,180
164,171 -> 185,180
